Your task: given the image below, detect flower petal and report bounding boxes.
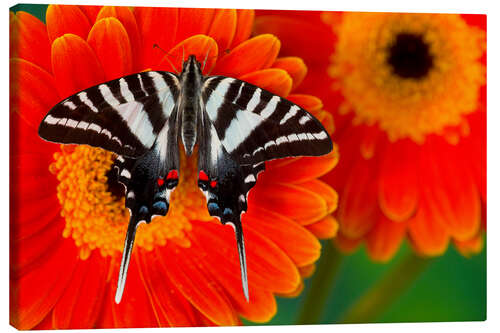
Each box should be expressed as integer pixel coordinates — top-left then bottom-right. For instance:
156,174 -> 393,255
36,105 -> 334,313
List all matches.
305,214 -> 339,239
215,34 -> 280,77
231,10 -> 255,48
337,154 -> 378,238
51,34 -> 105,97
96,6 -> 142,71
79,5 -> 102,24
454,233 -> 484,257
240,68 -> 292,97
87,17 -> 133,80
366,215 -> 407,262
272,57 -> 307,90
299,179 -> 338,215
378,138 -> 419,222
334,231 -> 362,254
46,5 -> 91,43
245,206 -> 321,267
249,183 -> 328,225
134,7 -> 178,68
287,94 -> 323,112
208,9 -> 237,51
408,195 -> 449,256
155,35 -> 218,74
52,253 -> 109,329
10,12 -> 51,72
176,8 -> 215,43
10,58 -> 60,129
10,238 -> 79,330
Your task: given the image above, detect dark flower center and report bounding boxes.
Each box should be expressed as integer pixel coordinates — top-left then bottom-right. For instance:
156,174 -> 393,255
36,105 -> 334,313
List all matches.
387,33 -> 434,79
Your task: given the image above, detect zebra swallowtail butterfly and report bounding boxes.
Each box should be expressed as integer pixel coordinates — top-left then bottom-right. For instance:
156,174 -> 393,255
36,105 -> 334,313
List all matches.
38,55 -> 333,304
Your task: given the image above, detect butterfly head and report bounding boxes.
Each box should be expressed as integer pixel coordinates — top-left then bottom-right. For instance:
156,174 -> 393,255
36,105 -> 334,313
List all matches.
181,55 -> 203,77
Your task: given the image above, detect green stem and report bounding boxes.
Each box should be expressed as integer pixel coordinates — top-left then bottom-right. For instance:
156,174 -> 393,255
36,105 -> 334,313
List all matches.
339,253 -> 433,324
297,241 -> 343,325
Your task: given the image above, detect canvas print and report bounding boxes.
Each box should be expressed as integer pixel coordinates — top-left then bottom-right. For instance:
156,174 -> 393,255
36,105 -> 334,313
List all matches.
9,4 -> 486,329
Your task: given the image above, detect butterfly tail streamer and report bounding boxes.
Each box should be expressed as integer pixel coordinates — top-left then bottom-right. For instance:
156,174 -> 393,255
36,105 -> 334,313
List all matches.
115,214 -> 141,304
231,220 -> 249,302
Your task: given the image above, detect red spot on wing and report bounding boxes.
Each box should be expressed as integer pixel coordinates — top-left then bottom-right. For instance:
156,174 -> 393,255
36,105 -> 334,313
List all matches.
199,170 -> 209,181
157,178 -> 164,186
210,180 -> 217,188
166,170 -> 178,180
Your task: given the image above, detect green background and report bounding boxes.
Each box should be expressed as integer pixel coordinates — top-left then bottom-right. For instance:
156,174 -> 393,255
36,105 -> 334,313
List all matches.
11,3 -> 486,325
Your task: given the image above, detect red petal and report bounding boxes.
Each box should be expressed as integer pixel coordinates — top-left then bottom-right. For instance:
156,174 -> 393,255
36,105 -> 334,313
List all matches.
299,179 -> 338,215
52,253 -> 110,328
366,215 -> 406,262
287,94 -> 323,112
214,34 -> 280,77
10,11 -> 51,72
240,68 -> 292,97
51,34 -> 105,97
272,57 -> 307,90
10,238 -> 79,330
134,7 -> 178,68
87,17 -> 133,80
208,9 -> 237,51
334,231 -> 362,254
378,138 -> 419,222
305,214 -> 339,239
46,5 -> 91,43
231,10 -> 255,48
79,5 -> 102,24
176,8 -> 215,43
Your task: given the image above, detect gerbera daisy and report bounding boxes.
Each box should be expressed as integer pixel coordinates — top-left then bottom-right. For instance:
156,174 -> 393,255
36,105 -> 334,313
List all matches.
255,11 -> 486,260
10,5 -> 338,329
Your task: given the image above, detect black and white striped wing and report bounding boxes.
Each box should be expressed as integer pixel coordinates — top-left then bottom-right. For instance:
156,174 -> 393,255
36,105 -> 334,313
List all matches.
38,71 -> 180,158
201,76 -> 333,166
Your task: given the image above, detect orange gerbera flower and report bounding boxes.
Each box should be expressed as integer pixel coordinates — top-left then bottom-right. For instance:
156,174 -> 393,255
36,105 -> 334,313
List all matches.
255,11 -> 486,260
10,5 -> 338,329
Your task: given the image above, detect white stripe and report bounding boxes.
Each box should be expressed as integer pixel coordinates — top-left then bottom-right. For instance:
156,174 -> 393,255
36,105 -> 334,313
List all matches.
88,123 -> 101,132
99,84 -> 121,106
137,74 -> 147,96
222,109 -> 263,153
117,155 -> 125,163
264,140 -> 276,149
246,88 -> 261,113
149,72 -> 168,91
127,191 -> 135,199
45,114 -> 59,125
78,91 -> 99,112
115,101 -> 155,147
298,133 -> 307,140
66,119 -> 78,128
205,78 -> 234,122
299,115 -> 310,125
244,174 -> 256,183
119,78 -> 134,102
260,95 -> 281,119
287,133 -> 299,142
57,118 -> 68,126
120,169 -> 131,179
63,100 -> 77,110
77,121 -> 89,129
313,131 -> 328,140
276,136 -> 288,145
102,129 -> 112,139
280,105 -> 300,125
306,133 -> 315,140
112,136 -> 123,146
210,125 -> 223,165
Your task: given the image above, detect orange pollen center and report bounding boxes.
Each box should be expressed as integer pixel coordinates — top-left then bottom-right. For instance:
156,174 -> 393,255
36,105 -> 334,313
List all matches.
49,145 -> 212,260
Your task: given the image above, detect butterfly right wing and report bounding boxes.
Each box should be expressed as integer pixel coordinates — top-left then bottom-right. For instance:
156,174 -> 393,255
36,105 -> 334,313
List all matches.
38,71 -> 180,158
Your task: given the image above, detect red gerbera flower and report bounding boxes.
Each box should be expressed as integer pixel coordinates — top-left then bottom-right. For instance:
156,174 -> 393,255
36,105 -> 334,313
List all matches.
255,11 -> 486,260
10,5 -> 338,329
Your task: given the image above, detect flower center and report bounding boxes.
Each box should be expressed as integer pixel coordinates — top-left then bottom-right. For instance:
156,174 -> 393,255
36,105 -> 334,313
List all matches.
325,13 -> 485,142
50,145 -> 212,260
387,33 -> 433,79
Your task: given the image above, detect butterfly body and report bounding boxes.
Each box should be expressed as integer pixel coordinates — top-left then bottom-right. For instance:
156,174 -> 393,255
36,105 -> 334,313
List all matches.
38,55 -> 332,304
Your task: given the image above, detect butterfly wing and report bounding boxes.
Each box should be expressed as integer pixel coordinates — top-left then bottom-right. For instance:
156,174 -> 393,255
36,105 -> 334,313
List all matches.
198,76 -> 332,300
38,71 -> 180,158
38,71 -> 182,303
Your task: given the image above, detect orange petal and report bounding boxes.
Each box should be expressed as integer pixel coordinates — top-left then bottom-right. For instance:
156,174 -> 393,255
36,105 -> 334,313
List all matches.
249,183 -> 327,225
79,5 -> 102,23
231,10 -> 255,48
298,264 -> 316,278
306,214 -> 339,239
408,196 -> 449,256
334,231 -> 362,254
359,125 -> 381,160
208,9 -> 237,51
10,239 -> 79,330
378,138 -> 419,222
155,35 -> 218,74
10,58 -> 60,129
87,17 -> 133,80
287,94 -> 323,112
96,6 -> 142,71
272,57 -> 307,90
366,215 -> 407,262
176,8 -> 215,43
51,34 -> 105,97
337,154 -> 378,239
215,34 -> 280,77
454,233 -> 484,257
299,179 -> 338,215
52,253 -> 109,329
277,280 -> 304,298
245,206 -> 321,267
46,5 -> 91,43
261,151 -> 337,184
10,11 -> 51,72
420,137 -> 481,241
134,7 -> 178,67
240,68 -> 292,97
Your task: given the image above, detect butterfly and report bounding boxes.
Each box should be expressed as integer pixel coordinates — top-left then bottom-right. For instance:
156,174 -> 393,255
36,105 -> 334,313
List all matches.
38,54 -> 333,304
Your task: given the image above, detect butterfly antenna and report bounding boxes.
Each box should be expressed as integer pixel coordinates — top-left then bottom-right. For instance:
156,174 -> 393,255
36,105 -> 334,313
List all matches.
229,220 -> 249,301
153,43 -> 180,74
115,214 -> 142,304
201,43 -> 214,73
